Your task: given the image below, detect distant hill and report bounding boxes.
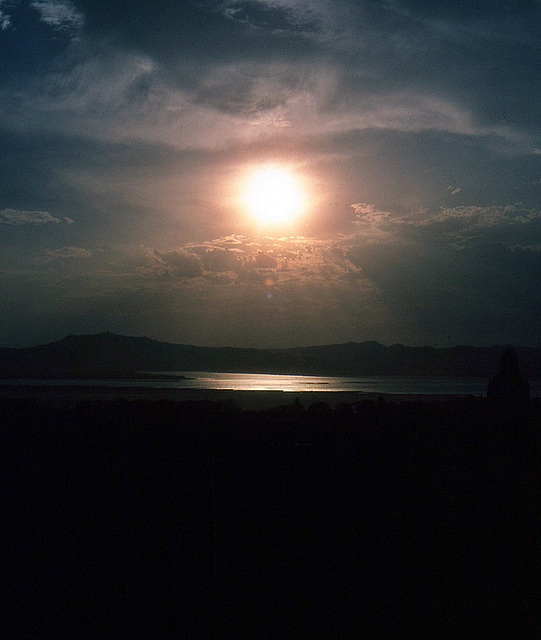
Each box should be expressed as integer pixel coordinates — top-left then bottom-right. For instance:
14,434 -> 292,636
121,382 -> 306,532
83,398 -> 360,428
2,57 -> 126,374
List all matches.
0,332 -> 540,379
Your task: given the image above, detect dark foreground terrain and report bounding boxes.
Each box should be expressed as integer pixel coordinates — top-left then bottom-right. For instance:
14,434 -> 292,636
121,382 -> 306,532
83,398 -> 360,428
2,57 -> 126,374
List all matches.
2,395 -> 540,638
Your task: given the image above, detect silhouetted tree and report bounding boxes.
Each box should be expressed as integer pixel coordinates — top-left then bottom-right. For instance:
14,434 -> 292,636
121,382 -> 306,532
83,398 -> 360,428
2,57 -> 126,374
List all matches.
487,347 -> 530,421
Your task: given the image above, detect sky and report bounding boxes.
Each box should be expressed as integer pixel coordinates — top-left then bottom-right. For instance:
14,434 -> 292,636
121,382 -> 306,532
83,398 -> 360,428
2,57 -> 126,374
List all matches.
1,0 -> 541,348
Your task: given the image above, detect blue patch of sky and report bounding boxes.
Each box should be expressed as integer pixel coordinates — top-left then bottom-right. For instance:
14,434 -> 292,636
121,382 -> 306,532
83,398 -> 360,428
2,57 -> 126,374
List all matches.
0,2 -> 72,77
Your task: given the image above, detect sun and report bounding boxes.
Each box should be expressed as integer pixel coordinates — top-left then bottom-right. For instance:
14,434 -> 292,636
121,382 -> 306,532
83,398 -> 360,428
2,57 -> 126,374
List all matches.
242,167 -> 305,226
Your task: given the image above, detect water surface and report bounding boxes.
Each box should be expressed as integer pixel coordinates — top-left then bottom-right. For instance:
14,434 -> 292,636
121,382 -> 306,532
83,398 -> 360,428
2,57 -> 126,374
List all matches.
4,371 -> 534,395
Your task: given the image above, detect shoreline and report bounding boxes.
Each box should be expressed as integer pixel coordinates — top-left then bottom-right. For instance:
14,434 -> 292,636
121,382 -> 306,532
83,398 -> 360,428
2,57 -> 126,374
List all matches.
0,383 -> 486,410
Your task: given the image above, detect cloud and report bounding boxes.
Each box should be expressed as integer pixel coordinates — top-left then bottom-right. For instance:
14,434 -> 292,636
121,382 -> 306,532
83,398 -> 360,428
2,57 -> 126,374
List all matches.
14,0 -> 524,150
219,0 -> 305,32
182,234 -> 367,288
0,208 -> 63,225
348,202 -> 541,247
0,0 -> 12,30
250,252 -> 278,269
202,248 -> 241,272
30,0 -> 83,34
103,235 -> 371,294
189,66 -> 299,126
148,249 -> 203,278
415,205 -> 541,229
44,246 -> 91,258
350,203 -> 392,225
2,0 -> 538,155
352,200 -> 541,258
216,0 -> 327,37
351,203 -> 376,216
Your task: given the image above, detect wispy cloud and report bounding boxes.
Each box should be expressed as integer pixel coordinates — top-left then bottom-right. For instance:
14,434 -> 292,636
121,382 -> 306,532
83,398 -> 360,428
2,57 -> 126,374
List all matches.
413,205 -> 541,229
44,246 -> 92,259
217,0 -> 325,35
0,209 -> 65,225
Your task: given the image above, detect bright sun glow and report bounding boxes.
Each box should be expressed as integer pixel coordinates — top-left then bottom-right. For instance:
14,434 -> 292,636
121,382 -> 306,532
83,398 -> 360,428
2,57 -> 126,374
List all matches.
243,167 -> 305,226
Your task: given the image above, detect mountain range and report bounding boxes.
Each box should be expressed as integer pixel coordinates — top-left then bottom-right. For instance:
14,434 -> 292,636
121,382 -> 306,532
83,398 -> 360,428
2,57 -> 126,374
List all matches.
1,332 -> 540,379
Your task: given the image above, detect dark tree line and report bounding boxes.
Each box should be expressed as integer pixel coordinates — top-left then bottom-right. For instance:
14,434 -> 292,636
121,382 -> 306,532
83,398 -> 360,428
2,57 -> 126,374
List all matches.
2,381 -> 540,638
